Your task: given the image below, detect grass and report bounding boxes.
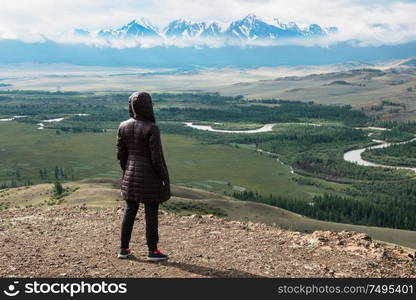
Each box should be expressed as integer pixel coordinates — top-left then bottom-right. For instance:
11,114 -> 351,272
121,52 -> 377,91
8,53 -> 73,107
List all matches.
210,122 -> 264,130
2,177 -> 415,250
161,200 -> 227,217
163,134 -> 333,199
0,122 -> 122,184
190,121 -> 265,130
0,121 -> 341,200
216,68 -> 416,122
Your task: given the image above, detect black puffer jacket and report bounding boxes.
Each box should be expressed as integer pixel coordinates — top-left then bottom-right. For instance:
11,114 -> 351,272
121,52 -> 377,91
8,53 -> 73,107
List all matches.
117,92 -> 170,204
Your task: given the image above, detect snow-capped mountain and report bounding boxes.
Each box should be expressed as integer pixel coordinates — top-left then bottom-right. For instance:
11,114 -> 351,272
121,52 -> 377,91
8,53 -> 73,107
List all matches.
94,17 -> 160,39
164,19 -> 207,38
200,22 -> 223,38
75,14 -> 336,44
225,14 -> 283,40
116,18 -> 159,38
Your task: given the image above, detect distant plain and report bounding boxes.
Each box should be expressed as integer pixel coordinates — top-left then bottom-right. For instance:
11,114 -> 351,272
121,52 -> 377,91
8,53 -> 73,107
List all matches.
1,59 -> 415,120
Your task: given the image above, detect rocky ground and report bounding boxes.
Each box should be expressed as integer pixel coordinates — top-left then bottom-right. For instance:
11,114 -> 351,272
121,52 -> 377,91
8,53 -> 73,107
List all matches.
0,205 -> 415,278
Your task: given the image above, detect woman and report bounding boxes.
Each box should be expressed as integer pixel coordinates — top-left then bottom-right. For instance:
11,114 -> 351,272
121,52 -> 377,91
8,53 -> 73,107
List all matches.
116,91 -> 170,261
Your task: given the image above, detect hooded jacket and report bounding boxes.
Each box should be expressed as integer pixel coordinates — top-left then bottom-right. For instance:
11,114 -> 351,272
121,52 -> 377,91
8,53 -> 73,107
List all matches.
116,91 -> 170,204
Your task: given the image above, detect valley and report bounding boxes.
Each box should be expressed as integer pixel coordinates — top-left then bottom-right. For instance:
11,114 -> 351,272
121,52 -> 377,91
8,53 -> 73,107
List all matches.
1,85 -> 416,248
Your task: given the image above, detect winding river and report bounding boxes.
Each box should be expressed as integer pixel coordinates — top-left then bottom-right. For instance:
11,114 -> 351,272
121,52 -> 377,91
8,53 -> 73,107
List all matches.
184,122 -> 416,172
184,122 -> 277,133
184,122 -> 320,133
0,114 -> 90,129
343,132 -> 416,172
0,115 -> 27,121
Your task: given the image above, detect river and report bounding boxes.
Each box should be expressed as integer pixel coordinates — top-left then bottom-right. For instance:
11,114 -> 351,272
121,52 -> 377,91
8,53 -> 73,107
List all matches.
343,134 -> 416,172
184,122 -> 321,133
184,122 -> 416,172
184,122 -> 277,133
0,114 -> 90,129
0,116 -> 27,121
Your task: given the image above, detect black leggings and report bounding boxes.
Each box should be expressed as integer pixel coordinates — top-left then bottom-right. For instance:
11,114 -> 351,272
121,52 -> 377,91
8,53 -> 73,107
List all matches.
120,201 -> 159,252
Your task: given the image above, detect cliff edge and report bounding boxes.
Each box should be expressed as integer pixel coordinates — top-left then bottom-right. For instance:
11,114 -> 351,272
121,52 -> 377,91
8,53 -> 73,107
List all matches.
0,205 -> 415,278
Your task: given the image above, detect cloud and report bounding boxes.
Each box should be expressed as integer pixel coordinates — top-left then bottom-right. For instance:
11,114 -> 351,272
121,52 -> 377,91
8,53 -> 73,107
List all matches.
0,0 -> 415,47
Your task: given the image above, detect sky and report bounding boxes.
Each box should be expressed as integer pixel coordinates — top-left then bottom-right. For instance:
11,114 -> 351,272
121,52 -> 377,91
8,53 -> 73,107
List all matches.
1,0 -> 416,46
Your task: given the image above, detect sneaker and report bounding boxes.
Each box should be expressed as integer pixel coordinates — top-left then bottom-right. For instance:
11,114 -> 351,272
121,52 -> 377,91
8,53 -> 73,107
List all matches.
147,249 -> 169,262
117,248 -> 133,259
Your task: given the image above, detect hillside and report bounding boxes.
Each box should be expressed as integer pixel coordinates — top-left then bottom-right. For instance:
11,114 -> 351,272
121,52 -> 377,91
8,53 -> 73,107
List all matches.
0,205 -> 415,278
215,66 -> 416,120
0,179 -> 415,277
1,178 -> 416,249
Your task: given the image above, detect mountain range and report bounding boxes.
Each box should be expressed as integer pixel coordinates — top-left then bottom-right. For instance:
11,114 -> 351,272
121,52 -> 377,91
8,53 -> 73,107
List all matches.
2,14 -> 416,68
75,14 -> 337,43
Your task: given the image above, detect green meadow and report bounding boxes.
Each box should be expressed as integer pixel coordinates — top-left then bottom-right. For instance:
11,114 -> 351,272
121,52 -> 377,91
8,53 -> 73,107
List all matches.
0,121 -> 332,200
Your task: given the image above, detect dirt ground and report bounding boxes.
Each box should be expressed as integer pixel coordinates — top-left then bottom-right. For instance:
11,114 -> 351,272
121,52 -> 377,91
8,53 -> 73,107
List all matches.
0,205 -> 415,278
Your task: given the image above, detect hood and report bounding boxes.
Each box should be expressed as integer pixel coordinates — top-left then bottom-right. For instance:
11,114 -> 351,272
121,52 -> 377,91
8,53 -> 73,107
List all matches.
128,91 -> 156,122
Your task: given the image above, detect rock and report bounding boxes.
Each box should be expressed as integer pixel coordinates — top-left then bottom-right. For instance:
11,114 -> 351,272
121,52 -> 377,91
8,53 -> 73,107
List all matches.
355,233 -> 372,241
209,231 -> 221,235
1,206 -> 415,278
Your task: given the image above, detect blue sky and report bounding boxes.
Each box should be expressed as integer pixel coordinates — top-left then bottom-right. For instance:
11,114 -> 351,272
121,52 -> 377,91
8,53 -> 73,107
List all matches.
1,0 -> 415,46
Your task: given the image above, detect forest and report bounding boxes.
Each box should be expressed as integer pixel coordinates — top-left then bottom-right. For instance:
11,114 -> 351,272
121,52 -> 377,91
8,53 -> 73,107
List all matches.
231,190 -> 416,230
362,141 -> 416,167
